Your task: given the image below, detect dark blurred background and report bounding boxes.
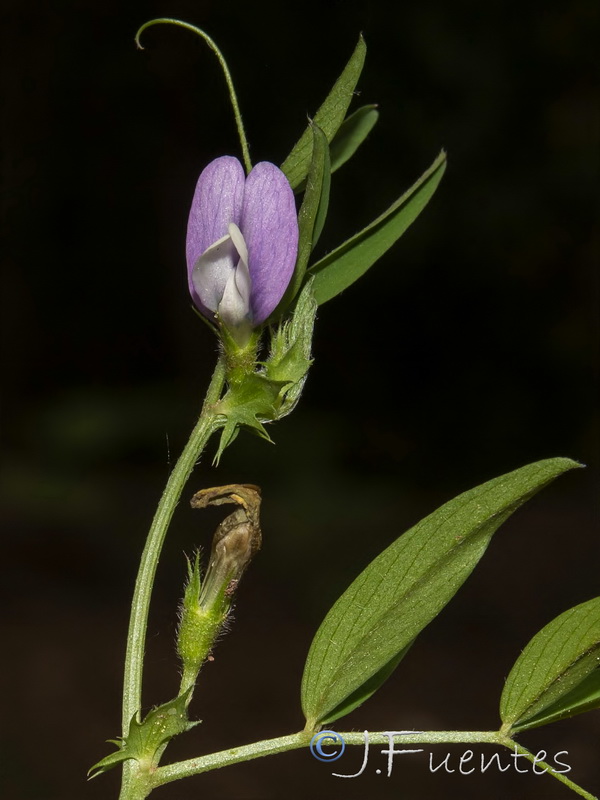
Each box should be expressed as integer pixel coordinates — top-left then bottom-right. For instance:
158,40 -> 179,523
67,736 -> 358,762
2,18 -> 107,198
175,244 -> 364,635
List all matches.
1,0 -> 598,798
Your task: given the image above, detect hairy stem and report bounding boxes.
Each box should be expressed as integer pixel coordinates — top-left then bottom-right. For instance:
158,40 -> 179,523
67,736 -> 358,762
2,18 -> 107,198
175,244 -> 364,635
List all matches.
151,730 -> 499,786
508,740 -> 597,800
119,357 -> 226,799
148,729 -> 596,799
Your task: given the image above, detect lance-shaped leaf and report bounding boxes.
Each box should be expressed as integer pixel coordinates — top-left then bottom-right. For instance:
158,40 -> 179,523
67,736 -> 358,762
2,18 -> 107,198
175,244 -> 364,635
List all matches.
309,150 -> 447,306
319,646 -> 411,725
329,104 -> 379,174
508,668 -> 600,732
280,125 -> 331,309
294,105 -> 379,193
500,596 -> 600,732
301,458 -> 580,728
281,35 -> 366,190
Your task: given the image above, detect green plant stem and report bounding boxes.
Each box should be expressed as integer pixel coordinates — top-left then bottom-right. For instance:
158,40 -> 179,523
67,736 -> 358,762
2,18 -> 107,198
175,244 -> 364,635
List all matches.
151,731 -> 497,786
135,19 -> 252,174
148,730 -> 596,799
152,731 -> 312,787
119,356 -> 226,799
508,740 -> 597,800
118,764 -> 152,800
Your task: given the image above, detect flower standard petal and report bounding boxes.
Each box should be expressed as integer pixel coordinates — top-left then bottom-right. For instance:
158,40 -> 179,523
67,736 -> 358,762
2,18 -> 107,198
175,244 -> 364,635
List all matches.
186,156 -> 245,313
240,162 -> 299,323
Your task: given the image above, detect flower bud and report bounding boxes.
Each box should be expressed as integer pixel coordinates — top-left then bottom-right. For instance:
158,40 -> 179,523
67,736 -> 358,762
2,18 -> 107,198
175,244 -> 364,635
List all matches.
187,156 -> 298,345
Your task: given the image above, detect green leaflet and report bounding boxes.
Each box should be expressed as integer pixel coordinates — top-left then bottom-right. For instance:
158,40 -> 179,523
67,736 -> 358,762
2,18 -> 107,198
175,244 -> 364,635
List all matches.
301,458 -> 580,728
294,105 -> 379,193
309,150 -> 447,305
281,36 -> 366,190
277,126 -> 330,313
311,128 -> 331,250
510,668 -> 600,732
500,596 -> 600,731
318,646 -> 410,726
329,105 -> 379,174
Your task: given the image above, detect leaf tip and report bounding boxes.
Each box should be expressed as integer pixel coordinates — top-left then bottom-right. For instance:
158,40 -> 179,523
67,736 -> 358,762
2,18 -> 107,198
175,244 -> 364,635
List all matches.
549,456 -> 585,472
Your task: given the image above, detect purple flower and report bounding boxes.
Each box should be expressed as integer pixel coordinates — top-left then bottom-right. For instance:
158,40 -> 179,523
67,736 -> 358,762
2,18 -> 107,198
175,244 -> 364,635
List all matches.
186,156 -> 298,341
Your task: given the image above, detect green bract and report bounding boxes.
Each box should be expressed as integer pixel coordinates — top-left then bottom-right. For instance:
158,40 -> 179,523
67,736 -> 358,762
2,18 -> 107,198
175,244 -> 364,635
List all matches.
213,281 -> 318,463
89,692 -> 197,779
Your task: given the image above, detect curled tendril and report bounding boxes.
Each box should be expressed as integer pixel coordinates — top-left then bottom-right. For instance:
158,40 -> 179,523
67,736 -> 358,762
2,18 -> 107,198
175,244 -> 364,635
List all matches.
134,18 -> 252,174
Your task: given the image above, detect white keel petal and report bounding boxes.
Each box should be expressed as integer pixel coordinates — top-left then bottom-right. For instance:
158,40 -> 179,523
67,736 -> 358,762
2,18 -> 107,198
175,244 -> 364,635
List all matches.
191,233 -> 236,312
